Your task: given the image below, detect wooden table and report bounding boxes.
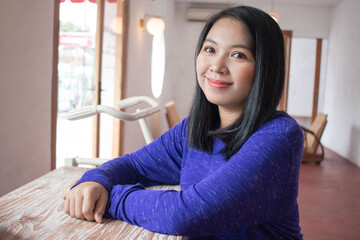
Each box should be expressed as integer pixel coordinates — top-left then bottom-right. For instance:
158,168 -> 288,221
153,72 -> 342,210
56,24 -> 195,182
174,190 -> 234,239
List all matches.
0,167 -> 186,240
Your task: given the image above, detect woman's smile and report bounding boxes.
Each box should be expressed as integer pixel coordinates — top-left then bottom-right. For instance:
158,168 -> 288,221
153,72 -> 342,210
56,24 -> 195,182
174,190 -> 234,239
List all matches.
206,77 -> 233,88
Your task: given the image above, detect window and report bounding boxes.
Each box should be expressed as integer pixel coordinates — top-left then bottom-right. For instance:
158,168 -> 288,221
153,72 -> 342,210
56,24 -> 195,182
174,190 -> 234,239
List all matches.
55,0 -> 127,168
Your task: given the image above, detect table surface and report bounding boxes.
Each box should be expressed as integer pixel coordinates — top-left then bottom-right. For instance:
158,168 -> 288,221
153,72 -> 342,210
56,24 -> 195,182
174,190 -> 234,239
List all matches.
0,167 -> 186,240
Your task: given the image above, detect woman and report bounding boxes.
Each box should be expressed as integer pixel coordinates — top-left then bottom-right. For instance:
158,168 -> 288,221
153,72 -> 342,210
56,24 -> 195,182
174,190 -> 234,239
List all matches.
64,6 -> 304,239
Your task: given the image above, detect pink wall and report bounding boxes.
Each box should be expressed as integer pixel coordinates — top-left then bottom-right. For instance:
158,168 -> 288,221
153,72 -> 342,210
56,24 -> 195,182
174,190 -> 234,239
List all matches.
0,0 -> 55,196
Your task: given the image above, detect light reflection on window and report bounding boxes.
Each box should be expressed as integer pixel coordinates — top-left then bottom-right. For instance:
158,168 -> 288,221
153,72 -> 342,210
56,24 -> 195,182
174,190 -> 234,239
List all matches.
151,32 -> 165,98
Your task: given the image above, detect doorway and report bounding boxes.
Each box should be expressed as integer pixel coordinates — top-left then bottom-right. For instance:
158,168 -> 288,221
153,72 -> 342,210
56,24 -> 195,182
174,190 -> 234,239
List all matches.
55,0 -> 127,168
287,37 -> 327,127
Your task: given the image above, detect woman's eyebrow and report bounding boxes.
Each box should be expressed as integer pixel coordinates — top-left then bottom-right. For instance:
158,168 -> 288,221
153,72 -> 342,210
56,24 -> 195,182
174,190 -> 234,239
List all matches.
204,38 -> 217,44
204,38 -> 251,50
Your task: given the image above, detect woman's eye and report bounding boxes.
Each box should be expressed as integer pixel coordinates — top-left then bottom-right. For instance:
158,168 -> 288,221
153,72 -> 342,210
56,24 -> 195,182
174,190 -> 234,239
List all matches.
232,52 -> 246,59
203,46 -> 215,53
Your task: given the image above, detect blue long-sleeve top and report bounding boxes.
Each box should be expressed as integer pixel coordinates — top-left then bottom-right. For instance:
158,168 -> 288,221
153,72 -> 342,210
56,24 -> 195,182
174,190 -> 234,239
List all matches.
75,111 -> 304,239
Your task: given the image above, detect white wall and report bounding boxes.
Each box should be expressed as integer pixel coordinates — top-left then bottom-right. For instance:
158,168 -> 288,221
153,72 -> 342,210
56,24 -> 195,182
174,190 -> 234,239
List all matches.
0,1 -> 55,196
274,5 -> 332,38
176,0 -> 333,38
287,38 -> 329,118
287,38 -> 317,117
322,0 -> 360,166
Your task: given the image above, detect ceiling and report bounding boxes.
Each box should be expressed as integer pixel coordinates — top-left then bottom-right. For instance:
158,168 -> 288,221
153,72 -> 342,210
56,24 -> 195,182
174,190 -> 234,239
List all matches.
175,0 -> 344,8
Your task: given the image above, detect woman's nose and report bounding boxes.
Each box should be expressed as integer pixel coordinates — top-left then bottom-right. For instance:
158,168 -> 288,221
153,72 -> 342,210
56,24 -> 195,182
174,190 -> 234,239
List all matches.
209,56 -> 228,74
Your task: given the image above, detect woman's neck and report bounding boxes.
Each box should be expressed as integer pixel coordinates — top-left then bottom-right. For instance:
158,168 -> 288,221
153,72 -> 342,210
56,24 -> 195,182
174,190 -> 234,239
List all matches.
218,106 -> 243,129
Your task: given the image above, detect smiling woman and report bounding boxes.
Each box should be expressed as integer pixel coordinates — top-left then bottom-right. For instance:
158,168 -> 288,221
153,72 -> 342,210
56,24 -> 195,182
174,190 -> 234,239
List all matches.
63,6 -> 304,240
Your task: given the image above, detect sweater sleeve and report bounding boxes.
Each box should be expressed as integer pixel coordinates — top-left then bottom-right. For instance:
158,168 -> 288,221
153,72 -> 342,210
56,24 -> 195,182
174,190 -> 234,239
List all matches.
73,118 -> 187,191
105,124 -> 303,236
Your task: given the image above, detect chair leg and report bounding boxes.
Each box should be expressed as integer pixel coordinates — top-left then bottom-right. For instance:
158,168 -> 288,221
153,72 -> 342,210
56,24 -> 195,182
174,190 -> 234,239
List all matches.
302,153 -> 324,164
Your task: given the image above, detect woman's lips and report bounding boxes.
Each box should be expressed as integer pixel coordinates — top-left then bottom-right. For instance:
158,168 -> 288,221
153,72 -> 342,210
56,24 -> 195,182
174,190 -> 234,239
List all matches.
207,77 -> 232,88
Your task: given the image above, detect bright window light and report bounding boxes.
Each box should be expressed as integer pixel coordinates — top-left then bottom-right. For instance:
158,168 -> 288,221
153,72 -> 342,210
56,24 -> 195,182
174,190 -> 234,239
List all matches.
151,32 -> 165,98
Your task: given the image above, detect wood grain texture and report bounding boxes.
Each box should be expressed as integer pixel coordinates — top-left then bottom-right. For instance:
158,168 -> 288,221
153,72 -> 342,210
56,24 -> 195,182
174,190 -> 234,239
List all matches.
0,167 -> 186,240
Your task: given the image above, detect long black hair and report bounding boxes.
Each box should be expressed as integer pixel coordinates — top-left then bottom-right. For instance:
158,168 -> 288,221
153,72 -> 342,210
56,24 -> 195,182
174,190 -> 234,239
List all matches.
187,6 -> 285,160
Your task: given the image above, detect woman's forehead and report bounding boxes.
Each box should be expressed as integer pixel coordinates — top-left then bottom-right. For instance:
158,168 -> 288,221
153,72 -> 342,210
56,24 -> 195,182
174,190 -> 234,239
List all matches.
206,17 -> 252,48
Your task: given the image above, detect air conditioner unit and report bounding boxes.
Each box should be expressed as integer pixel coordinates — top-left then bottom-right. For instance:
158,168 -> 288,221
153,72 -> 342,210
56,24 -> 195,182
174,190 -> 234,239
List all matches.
185,3 -> 231,22
186,7 -> 224,21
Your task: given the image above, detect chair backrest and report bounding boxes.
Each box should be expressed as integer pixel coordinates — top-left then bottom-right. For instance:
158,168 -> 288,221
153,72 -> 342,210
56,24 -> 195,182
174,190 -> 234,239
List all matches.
306,113 -> 328,153
165,101 -> 181,128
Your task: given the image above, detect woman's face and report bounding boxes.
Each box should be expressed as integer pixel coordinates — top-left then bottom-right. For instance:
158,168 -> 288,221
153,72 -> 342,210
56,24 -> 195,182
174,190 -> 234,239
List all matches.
196,17 -> 255,114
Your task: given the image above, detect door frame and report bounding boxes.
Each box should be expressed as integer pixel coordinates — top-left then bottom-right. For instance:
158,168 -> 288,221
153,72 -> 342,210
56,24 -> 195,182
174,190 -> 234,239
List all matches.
51,0 -> 60,170
279,31 -> 323,123
279,30 -> 292,112
51,0 -> 128,169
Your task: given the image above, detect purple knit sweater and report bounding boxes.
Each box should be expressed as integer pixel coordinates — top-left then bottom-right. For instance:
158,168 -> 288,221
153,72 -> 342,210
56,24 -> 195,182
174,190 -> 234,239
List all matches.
75,111 -> 304,239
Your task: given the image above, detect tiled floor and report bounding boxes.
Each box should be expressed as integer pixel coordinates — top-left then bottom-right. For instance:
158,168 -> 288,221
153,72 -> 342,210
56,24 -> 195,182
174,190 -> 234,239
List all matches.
298,148 -> 360,239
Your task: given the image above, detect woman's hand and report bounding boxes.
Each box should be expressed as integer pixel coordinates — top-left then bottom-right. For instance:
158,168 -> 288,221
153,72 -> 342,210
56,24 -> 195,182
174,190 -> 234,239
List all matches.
63,181 -> 108,223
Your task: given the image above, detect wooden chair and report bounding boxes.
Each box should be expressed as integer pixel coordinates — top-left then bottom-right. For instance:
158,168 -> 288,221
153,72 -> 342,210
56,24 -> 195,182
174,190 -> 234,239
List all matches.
165,101 -> 181,128
301,113 -> 328,164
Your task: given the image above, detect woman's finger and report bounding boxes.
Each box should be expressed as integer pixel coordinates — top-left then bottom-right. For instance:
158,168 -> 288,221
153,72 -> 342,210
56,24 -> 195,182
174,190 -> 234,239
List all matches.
64,195 -> 70,214
93,190 -> 108,223
75,195 -> 84,219
69,194 -> 76,217
82,194 -> 96,221
62,178 -> 79,200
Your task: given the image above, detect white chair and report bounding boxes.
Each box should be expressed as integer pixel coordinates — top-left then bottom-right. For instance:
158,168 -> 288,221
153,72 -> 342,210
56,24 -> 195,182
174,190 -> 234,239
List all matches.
64,157 -> 109,167
65,96 -> 160,167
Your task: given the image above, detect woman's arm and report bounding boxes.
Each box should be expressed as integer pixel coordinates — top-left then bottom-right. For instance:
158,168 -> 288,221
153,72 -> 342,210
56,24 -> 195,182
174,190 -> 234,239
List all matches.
73,118 -> 187,191
63,119 -> 187,222
105,126 -> 303,236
